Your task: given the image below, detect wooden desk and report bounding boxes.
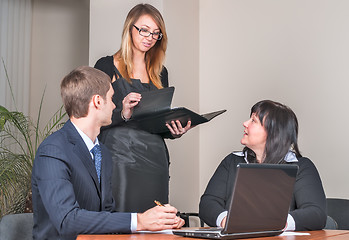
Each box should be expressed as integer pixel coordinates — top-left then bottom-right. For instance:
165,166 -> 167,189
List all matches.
77,230 -> 349,240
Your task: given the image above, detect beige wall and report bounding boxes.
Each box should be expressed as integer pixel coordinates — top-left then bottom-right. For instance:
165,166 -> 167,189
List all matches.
198,0 -> 349,200
30,0 -> 89,125
163,0 -> 200,212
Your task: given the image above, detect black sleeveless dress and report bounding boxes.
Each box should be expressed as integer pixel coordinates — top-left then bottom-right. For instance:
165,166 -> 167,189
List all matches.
95,56 -> 171,213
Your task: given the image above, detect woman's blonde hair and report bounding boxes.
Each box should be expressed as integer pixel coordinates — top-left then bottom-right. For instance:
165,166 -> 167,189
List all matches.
115,3 -> 167,89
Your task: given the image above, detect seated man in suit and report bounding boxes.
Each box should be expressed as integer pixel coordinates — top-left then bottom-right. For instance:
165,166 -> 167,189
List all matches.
31,66 -> 184,240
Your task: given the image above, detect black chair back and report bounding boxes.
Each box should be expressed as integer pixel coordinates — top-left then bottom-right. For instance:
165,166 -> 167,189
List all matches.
178,212 -> 204,227
327,198 -> 349,230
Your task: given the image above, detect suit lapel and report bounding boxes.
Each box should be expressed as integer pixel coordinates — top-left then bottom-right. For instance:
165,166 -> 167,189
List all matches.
64,120 -> 101,195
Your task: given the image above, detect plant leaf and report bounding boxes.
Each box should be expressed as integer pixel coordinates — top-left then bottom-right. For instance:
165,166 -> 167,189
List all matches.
0,59 -> 66,217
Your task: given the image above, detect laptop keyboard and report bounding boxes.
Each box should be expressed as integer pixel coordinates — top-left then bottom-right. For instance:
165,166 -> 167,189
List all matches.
195,227 -> 223,232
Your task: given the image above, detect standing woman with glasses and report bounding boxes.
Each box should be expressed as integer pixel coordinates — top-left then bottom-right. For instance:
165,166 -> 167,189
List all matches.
94,3 -> 191,213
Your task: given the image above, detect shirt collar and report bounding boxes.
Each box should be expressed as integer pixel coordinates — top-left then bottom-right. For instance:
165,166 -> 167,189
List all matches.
233,150 -> 298,163
71,121 -> 99,152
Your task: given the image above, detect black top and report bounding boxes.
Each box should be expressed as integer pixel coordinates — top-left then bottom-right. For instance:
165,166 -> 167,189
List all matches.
199,153 -> 327,231
94,56 -> 171,138
93,56 -> 172,212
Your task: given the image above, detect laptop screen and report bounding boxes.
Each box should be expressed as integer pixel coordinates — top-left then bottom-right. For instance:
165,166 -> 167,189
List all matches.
223,163 -> 298,234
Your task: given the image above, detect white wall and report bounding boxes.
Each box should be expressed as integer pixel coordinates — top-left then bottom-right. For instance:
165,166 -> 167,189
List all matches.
30,0 -> 89,125
199,0 -> 349,199
163,0 -> 200,212
88,0 -> 349,213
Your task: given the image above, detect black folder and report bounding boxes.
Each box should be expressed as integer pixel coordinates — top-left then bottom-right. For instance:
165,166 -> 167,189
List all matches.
131,87 -> 226,134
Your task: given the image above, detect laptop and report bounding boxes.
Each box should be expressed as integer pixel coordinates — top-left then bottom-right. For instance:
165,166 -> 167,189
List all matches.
173,163 -> 298,239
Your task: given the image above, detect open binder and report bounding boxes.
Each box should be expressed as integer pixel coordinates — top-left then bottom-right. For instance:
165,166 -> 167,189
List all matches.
130,87 -> 226,134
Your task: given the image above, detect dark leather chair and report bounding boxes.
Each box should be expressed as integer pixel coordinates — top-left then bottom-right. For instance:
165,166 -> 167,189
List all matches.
0,213 -> 33,240
178,212 -> 204,227
326,198 -> 349,230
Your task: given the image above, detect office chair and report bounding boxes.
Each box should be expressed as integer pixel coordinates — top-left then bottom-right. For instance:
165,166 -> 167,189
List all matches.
178,212 -> 205,227
326,198 -> 349,230
324,215 -> 338,229
0,213 -> 33,240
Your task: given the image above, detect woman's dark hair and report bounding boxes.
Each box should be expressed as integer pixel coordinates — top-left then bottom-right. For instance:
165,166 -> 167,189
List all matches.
243,100 -> 302,164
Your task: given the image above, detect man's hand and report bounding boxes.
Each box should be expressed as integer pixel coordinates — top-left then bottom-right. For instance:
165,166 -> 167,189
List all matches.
137,205 -> 185,231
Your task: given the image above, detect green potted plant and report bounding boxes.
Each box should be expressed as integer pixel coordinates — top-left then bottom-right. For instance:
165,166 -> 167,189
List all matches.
0,60 -> 67,217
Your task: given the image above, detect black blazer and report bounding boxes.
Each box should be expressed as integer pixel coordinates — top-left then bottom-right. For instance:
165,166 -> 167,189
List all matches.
199,153 -> 327,231
31,120 -> 132,240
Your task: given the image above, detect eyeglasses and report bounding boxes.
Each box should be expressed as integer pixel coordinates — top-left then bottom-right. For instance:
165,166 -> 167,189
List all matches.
133,25 -> 163,41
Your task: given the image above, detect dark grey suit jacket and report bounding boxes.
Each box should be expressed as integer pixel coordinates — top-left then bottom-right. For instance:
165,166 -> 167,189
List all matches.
31,120 -> 132,240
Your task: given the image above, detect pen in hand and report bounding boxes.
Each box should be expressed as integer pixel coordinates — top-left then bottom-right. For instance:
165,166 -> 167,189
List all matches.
154,200 -> 164,207
154,200 -> 184,227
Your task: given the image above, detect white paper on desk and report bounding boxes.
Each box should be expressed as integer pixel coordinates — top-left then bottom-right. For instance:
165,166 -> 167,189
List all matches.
137,229 -> 173,234
280,231 -> 310,236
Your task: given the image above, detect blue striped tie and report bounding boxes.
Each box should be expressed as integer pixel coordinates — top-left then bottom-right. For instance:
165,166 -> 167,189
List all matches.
91,144 -> 102,183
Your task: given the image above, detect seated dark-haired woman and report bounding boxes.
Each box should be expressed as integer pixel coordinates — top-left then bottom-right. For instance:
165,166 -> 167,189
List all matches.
199,100 -> 326,231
